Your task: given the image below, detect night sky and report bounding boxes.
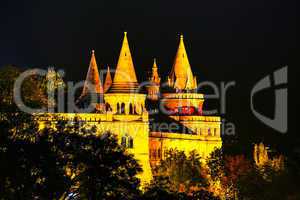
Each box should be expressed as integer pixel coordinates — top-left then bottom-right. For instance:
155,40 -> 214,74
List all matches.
0,1 -> 297,147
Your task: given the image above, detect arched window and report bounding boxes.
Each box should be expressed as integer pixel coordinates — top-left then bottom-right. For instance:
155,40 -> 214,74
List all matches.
157,148 -> 161,159
117,103 -> 120,114
128,136 -> 133,148
106,103 -> 111,111
121,103 -> 125,114
134,105 -> 137,114
121,136 -> 127,147
153,149 -> 157,159
151,150 -> 155,159
208,128 -> 211,136
129,103 -> 133,114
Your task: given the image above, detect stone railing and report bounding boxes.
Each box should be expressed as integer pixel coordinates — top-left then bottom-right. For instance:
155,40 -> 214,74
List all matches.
35,111 -> 148,122
162,93 -> 204,99
169,115 -> 221,122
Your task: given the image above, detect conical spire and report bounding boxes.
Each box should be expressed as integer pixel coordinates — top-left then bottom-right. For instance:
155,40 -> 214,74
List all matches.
150,58 -> 160,84
104,66 -> 112,93
110,32 -> 138,92
168,34 -> 196,90
81,50 -> 103,97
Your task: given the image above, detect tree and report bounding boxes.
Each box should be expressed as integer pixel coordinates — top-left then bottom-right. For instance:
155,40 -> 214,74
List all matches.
0,65 -> 48,111
1,66 -> 143,199
151,149 -> 207,195
43,125 -> 143,199
0,115 -> 69,199
207,148 -> 253,199
191,190 -> 220,200
0,117 -> 144,199
207,148 -> 224,182
142,176 -> 178,200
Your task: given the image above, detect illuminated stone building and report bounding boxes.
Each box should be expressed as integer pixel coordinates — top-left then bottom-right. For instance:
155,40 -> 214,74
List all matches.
39,32 -> 222,186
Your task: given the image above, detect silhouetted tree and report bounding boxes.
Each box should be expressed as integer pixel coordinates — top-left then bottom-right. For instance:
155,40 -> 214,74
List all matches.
42,124 -> 142,199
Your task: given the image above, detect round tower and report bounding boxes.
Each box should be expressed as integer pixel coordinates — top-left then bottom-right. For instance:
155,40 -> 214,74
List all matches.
104,32 -> 152,186
161,35 -> 204,115
105,32 -> 146,115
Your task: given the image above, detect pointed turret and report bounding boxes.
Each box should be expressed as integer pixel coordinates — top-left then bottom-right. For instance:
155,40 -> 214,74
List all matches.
150,58 -> 161,84
80,50 -> 103,97
146,58 -> 161,101
168,35 -> 196,90
109,32 -> 139,93
104,66 -> 112,93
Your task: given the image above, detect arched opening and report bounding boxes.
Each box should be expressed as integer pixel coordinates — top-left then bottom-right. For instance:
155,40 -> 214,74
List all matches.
129,103 -> 133,114
153,149 -> 157,159
121,103 -> 125,114
157,148 -> 161,159
128,136 -> 133,148
121,136 -> 127,147
117,103 -> 120,114
105,103 -> 111,111
134,105 -> 137,114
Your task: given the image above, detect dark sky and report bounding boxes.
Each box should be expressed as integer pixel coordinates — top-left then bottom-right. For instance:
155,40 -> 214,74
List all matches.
0,0 -> 298,147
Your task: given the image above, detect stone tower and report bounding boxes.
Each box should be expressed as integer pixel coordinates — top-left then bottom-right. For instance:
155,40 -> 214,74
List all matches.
149,35 -> 221,166
162,35 -> 203,115
104,32 -> 152,185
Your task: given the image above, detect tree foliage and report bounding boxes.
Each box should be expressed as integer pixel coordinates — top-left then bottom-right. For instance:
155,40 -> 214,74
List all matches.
153,149 -> 207,192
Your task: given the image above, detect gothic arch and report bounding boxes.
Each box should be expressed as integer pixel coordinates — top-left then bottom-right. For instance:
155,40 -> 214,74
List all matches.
117,103 -> 120,114
128,136 -> 133,148
121,103 -> 125,114
134,105 -> 137,114
129,103 -> 133,114
121,136 -> 127,147
105,103 -> 111,111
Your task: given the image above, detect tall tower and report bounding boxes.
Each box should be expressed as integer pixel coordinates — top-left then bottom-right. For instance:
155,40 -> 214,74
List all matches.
149,35 -> 221,165
162,35 -> 203,115
146,58 -> 161,101
104,32 -> 152,186
78,50 -> 104,111
105,32 -> 146,115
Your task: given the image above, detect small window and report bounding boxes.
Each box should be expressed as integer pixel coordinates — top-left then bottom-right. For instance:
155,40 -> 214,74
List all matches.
157,149 -> 161,158
121,103 -> 125,114
117,103 -> 120,114
128,136 -> 134,148
129,103 -> 133,114
121,136 -> 127,147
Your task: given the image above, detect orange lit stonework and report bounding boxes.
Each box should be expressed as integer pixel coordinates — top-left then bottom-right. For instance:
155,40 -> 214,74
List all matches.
38,32 -> 222,187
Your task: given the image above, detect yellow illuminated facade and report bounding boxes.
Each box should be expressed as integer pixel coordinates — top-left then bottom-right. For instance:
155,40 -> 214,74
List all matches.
38,32 -> 222,186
